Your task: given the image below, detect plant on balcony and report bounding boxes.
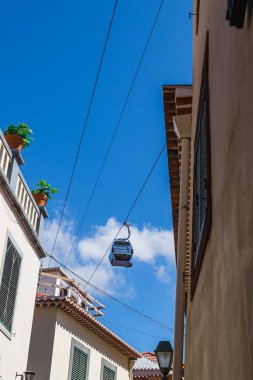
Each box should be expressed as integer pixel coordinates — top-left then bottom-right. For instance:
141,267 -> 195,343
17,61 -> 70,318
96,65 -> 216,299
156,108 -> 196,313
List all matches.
4,123 -> 33,151
32,179 -> 58,207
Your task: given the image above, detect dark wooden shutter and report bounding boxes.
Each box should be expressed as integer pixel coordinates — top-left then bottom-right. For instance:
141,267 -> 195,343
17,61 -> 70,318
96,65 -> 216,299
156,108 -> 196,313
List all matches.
71,346 -> 88,380
0,238 -> 22,332
103,366 -> 115,380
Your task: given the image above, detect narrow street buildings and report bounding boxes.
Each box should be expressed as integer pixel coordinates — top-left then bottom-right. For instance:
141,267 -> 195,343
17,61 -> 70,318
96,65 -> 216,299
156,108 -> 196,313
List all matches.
0,131 -> 47,379
0,129 -> 140,379
163,2 -> 253,380
28,268 -> 140,380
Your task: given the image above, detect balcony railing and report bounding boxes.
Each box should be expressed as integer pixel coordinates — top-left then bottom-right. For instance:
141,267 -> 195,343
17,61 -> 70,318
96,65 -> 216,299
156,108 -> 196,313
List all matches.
0,138 -> 11,176
16,175 -> 39,230
0,130 -> 45,237
39,271 -> 105,317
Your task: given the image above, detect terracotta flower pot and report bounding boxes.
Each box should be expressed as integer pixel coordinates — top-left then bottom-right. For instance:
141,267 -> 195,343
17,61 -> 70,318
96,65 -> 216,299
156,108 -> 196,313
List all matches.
5,134 -> 25,152
32,193 -> 48,207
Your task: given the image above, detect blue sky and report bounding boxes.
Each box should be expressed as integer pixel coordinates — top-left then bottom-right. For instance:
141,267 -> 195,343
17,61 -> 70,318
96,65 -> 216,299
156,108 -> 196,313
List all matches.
0,0 -> 192,352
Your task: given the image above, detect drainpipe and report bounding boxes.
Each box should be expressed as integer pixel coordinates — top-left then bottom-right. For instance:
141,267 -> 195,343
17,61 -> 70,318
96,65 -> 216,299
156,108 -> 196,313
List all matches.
172,114 -> 191,380
128,359 -> 135,380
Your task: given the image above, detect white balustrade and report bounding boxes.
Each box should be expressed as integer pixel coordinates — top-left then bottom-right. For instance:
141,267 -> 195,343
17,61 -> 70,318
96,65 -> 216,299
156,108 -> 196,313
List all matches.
16,175 -> 39,230
0,139 -> 11,176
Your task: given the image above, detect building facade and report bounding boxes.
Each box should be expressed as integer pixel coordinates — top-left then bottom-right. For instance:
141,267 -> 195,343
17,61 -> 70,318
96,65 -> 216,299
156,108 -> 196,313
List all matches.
163,1 -> 253,379
28,268 -> 141,380
0,131 -> 47,379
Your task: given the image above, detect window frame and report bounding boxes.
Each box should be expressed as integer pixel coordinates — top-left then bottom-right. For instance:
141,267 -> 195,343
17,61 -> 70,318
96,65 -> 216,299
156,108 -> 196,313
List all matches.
68,338 -> 90,380
191,32 -> 212,298
100,358 -> 117,380
226,0 -> 248,29
0,231 -> 23,340
196,0 -> 200,34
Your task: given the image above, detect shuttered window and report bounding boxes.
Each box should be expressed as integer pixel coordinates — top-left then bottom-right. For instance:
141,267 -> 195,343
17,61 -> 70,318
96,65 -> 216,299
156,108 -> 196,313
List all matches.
0,238 -> 22,332
71,346 -> 88,380
192,89 -> 209,269
103,366 -> 115,380
191,33 -> 212,297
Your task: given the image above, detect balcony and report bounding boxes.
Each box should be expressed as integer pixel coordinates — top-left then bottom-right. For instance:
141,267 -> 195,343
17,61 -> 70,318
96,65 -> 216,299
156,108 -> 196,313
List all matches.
38,268 -> 105,317
0,130 -> 46,239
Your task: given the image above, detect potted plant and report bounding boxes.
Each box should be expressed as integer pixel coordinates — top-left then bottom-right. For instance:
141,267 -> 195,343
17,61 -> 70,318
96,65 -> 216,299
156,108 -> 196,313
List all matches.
4,123 -> 33,152
32,179 -> 58,207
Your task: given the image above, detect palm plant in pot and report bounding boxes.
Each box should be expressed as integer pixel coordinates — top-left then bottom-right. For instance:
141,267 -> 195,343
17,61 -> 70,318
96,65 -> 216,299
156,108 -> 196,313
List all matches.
32,180 -> 58,207
4,123 -> 33,152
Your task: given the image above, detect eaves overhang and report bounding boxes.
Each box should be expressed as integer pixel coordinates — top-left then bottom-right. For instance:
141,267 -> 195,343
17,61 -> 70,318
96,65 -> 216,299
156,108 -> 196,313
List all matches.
36,295 -> 141,359
162,84 -> 192,292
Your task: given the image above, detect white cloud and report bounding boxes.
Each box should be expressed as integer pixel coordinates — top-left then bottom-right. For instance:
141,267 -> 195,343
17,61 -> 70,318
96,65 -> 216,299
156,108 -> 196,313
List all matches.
42,217 -> 175,296
42,218 -> 76,263
154,265 -> 172,284
77,218 -> 175,264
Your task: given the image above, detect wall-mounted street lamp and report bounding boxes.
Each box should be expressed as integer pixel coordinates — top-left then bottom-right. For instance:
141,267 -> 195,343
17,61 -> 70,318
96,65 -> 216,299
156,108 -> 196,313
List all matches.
16,371 -> 35,380
154,341 -> 173,380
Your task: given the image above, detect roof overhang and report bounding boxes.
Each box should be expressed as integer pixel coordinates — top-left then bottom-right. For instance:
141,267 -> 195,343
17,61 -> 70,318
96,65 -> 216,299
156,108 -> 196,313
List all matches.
162,84 -> 192,293
36,296 -> 141,359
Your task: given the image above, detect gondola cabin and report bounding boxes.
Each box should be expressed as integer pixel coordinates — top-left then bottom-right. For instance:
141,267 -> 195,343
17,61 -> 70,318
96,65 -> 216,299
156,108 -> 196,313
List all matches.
109,240 -> 133,267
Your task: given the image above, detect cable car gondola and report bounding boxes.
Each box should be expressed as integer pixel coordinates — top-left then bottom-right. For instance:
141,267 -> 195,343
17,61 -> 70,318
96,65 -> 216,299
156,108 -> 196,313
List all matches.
109,222 -> 133,268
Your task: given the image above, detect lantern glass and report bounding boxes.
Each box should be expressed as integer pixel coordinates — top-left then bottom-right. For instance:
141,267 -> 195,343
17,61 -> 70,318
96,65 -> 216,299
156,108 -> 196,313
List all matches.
154,341 -> 173,374
157,351 -> 172,370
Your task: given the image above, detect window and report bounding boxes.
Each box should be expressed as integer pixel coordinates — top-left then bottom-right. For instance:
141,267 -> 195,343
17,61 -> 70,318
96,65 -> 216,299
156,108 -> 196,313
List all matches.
103,366 -> 116,380
0,237 -> 22,335
101,359 -> 117,380
191,33 -> 212,296
226,0 -> 248,28
68,340 -> 90,380
70,346 -> 88,380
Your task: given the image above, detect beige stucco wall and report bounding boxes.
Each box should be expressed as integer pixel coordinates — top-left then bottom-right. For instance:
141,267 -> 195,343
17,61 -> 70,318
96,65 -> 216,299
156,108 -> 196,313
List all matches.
185,1 -> 253,380
0,188 -> 41,380
28,307 -> 131,380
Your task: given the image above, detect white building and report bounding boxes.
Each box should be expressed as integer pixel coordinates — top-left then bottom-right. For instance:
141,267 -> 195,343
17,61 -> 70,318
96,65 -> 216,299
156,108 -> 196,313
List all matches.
28,268 -> 141,380
0,130 -> 47,379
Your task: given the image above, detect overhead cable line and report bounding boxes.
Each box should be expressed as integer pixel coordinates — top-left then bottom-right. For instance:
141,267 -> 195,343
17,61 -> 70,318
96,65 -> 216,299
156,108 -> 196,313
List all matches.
45,250 -> 174,334
45,143 -> 168,332
65,0 -> 166,267
83,143 -> 166,289
101,318 -> 171,339
48,0 -> 119,266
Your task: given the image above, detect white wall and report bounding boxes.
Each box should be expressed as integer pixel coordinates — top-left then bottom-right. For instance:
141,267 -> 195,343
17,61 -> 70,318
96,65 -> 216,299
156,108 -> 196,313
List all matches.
0,188 -> 41,380
28,307 -> 131,380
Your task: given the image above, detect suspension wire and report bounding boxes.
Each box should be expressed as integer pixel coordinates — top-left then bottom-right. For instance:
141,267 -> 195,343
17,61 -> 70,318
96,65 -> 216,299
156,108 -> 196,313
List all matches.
65,0 -> 166,267
44,143 -> 168,331
101,318 -> 172,339
45,251 -> 174,333
83,143 -> 166,289
48,0 -> 119,266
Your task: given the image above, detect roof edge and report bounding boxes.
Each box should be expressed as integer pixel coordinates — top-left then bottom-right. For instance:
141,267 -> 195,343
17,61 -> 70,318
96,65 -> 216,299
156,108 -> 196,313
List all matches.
36,296 -> 141,359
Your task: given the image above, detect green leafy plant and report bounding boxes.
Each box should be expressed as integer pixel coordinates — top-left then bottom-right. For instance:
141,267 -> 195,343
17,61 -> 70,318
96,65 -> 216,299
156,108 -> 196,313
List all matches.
32,179 -> 58,199
4,123 -> 33,148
